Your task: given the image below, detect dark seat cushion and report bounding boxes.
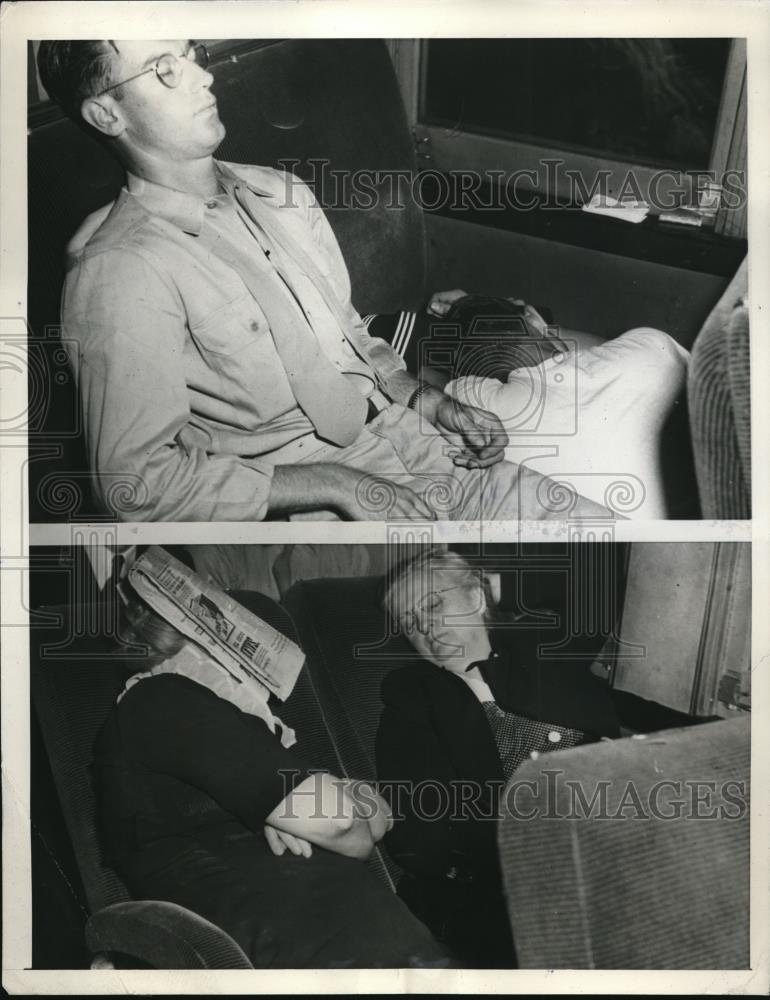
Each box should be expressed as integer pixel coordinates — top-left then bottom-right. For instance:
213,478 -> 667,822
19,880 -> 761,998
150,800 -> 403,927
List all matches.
283,576 -> 421,783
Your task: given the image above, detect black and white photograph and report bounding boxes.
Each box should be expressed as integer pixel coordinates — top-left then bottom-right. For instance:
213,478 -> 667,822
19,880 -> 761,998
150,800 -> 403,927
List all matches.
1,0 -> 768,996
29,541 -> 751,970
23,31 -> 750,523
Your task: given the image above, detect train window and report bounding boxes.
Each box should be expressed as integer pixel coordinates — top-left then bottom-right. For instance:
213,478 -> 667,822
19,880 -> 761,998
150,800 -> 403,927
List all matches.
392,37 -> 747,237
423,39 -> 730,172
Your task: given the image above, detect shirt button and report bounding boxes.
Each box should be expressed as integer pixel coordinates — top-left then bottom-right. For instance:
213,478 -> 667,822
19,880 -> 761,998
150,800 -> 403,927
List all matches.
206,200 -> 217,209
250,321 -> 259,331
548,730 -> 562,744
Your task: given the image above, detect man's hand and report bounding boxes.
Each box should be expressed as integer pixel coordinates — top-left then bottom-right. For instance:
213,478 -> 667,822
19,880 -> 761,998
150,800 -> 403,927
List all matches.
427,288 -> 467,317
435,396 -> 509,469
264,825 -> 313,858
379,371 -> 508,469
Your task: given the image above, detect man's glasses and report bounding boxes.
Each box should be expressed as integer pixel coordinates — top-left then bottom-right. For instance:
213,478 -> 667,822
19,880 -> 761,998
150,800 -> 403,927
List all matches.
397,584 -> 467,634
95,42 -> 210,97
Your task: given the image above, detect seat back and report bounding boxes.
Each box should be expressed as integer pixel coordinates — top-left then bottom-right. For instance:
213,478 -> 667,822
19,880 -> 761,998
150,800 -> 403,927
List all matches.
27,39 -> 426,521
31,613 -> 134,915
498,715 -> 750,968
31,588 -> 395,919
283,576 -> 420,780
688,257 -> 750,518
283,575 -> 426,885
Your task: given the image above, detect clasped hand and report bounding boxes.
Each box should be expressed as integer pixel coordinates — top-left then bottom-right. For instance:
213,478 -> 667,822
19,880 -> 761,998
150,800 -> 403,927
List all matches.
434,395 -> 508,469
426,288 -> 509,468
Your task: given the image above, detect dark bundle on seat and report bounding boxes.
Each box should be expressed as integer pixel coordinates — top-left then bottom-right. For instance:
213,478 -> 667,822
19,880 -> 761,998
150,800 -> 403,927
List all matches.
366,294 -> 564,383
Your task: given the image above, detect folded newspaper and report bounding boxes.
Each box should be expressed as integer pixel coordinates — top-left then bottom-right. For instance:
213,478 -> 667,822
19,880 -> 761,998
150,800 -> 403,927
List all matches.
127,546 -> 304,701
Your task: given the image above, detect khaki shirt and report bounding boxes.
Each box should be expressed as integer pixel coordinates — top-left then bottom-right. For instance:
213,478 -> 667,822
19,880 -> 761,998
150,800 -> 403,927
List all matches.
62,161 -> 405,521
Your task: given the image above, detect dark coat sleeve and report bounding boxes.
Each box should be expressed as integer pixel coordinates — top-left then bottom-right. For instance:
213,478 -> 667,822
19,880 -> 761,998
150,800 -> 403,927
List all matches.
375,668 -> 501,881
113,674 -> 314,830
376,670 -> 457,878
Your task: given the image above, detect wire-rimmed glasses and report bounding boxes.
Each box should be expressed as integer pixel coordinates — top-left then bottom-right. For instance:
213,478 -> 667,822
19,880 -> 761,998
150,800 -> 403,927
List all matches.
95,42 -> 210,97
397,584 -> 467,635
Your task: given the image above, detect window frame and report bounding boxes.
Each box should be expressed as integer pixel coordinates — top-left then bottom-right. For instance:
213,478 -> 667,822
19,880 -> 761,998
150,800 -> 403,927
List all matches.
390,38 -> 747,237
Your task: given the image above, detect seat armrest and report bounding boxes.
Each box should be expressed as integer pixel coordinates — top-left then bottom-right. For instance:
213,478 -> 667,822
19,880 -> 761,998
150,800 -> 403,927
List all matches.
85,900 -> 256,969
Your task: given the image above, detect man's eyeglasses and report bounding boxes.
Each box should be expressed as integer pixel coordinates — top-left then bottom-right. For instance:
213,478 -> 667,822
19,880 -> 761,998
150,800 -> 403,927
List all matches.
95,42 -> 210,97
397,584 -> 467,634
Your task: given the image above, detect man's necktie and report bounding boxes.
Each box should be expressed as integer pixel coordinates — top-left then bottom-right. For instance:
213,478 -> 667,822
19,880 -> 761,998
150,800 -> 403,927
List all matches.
226,185 -> 368,448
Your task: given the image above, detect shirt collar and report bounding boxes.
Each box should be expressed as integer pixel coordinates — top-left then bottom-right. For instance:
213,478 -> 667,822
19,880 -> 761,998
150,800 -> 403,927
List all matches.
126,160 -> 273,237
215,160 -> 274,199
460,670 -> 496,705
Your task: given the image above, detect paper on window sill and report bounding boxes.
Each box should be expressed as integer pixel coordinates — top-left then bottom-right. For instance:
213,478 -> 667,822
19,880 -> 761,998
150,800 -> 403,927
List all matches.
581,193 -> 650,224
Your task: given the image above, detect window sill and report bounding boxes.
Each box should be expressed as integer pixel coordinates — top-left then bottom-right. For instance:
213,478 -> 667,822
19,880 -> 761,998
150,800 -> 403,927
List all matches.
420,171 -> 746,277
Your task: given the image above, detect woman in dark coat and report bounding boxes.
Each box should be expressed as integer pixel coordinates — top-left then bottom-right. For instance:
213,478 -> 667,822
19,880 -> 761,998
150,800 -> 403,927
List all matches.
95,547 -> 449,969
375,549 -> 695,968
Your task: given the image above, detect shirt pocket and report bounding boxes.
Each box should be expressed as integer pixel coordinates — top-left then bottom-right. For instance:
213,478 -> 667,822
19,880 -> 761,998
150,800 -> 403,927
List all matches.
188,293 -> 265,358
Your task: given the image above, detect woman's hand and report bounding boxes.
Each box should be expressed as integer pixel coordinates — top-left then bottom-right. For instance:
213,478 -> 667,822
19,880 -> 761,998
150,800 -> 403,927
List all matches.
427,289 -> 467,317
347,781 -> 395,842
429,290 -> 552,339
265,773 -> 378,861
264,825 -> 313,858
507,297 -> 551,339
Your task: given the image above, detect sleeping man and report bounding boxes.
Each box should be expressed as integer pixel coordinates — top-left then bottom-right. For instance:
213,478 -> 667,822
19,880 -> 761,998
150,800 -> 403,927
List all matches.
39,40 -> 683,522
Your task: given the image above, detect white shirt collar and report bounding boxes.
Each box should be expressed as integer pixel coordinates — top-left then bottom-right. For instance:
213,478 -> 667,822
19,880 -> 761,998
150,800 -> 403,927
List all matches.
459,668 -> 496,704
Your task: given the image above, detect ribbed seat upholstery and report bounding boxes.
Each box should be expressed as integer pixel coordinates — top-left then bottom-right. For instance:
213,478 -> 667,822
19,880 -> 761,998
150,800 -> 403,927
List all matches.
498,715 -> 750,968
688,258 -> 750,518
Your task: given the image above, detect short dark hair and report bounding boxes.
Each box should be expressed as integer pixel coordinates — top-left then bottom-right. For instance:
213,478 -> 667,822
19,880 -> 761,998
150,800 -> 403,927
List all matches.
36,40 -> 121,121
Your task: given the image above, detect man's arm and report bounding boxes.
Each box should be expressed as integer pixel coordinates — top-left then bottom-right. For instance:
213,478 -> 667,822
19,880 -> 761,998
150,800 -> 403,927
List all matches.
65,249 -> 432,521
267,464 -> 435,520
63,248 -> 283,522
384,371 -> 510,469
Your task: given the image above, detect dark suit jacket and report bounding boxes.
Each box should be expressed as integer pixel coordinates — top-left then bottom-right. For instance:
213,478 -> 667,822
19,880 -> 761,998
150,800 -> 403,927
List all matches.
376,625 -> 694,885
